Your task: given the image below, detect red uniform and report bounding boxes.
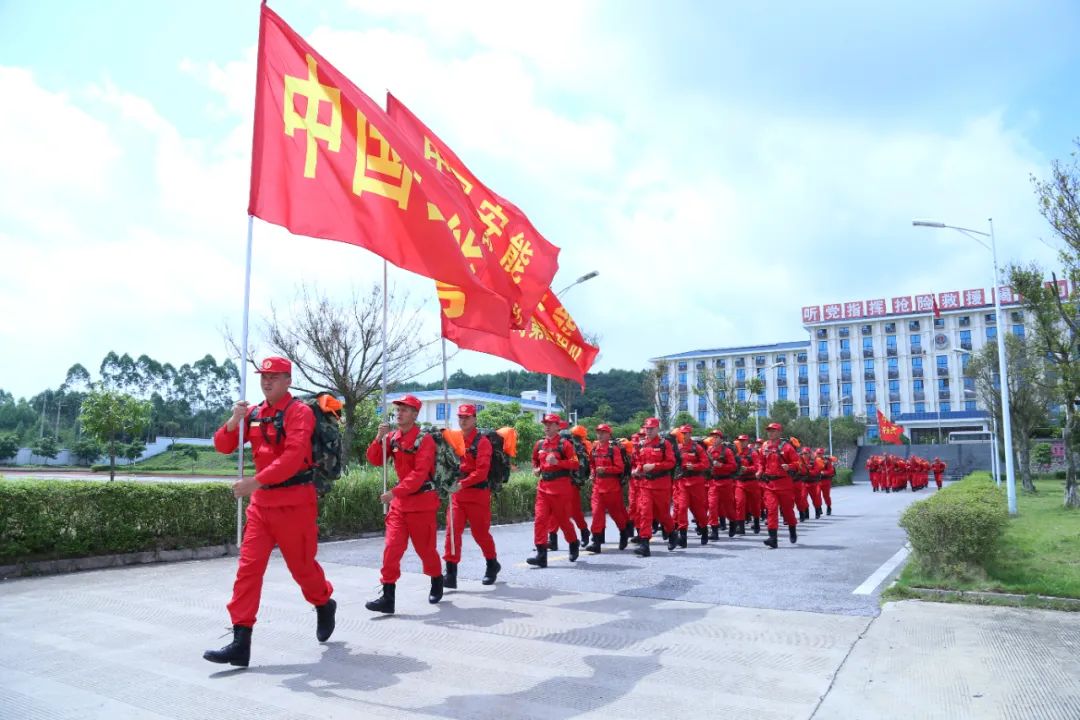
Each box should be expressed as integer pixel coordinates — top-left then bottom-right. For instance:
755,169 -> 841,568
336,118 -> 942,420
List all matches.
735,443 -> 762,525
867,455 -> 880,491
931,459 -> 946,488
819,455 -> 835,510
214,393 -> 333,628
674,439 -> 710,532
633,435 -> 676,539
707,442 -> 738,528
806,455 -> 824,513
367,426 -> 442,584
443,428 -> 496,564
532,435 -> 580,546
759,438 -> 800,531
793,452 -> 811,516
589,440 -> 630,534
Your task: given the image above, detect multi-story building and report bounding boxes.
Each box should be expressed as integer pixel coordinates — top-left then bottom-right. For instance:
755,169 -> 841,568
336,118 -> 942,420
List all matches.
652,283 -> 1051,441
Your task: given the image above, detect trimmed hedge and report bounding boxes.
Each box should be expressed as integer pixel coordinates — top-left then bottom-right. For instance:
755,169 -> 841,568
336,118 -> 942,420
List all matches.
833,468 -> 854,486
899,475 -> 1008,578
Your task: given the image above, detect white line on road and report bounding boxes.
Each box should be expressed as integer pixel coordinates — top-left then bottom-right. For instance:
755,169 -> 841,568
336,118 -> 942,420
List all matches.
852,545 -> 910,595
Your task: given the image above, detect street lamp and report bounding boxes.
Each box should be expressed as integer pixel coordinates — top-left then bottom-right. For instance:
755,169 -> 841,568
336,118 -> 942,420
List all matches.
546,271 -> 599,415
914,219 -> 1016,514
954,348 -> 1001,487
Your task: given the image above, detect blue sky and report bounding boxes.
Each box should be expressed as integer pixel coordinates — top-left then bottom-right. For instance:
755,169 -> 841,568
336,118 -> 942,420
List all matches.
2,0 -> 1078,401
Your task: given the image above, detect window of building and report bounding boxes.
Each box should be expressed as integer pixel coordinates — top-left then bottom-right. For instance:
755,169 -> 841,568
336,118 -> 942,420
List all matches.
841,360 -> 852,374
698,395 -> 707,409
888,379 -> 900,393
886,335 -> 897,350
867,425 -> 879,439
737,389 -> 746,402
864,358 -> 875,370
866,381 -> 876,393
736,368 -> 746,381
839,326 -> 850,337
797,352 -> 808,363
798,364 -> 808,379
819,363 -> 829,375
866,403 -> 876,418
960,353 -> 971,372
985,313 -> 996,325
758,405 -> 767,417
840,338 -> 851,350
775,354 -> 786,364
696,360 -> 705,369
938,378 -> 950,391
820,404 -> 830,417
934,317 -> 945,329
678,371 -> 687,385
915,402 -> 926,413
755,355 -> 766,365
964,400 -> 977,411
841,382 -> 852,398
1010,310 -> 1024,322
911,333 -> 922,349
698,410 -> 707,423
960,329 -> 972,349
436,403 -> 448,420
678,396 -> 688,411
863,337 -> 873,351
936,355 -> 948,370
842,404 -> 853,416
888,357 -> 899,370
735,357 -> 745,367
677,361 -> 687,371
912,356 -> 923,369
913,378 -> 924,392
799,385 -> 809,399
800,406 -> 810,417
475,403 -> 485,413
816,328 -> 828,339
820,384 -> 831,397
890,402 -> 901,415
818,340 -> 828,353
861,324 -> 873,335
941,402 -> 951,412
716,358 -> 726,368
778,387 -> 788,401
884,322 -> 896,333
959,316 -> 971,327
909,320 -> 920,331
1013,324 -> 1025,338
986,326 -> 997,341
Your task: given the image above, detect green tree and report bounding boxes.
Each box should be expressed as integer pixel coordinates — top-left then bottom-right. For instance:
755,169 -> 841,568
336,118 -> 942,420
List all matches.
0,431 -> 18,463
30,434 -> 59,463
79,390 -> 152,480
670,412 -> 702,434
769,400 -> 799,427
122,439 -> 147,465
70,437 -> 103,466
1033,442 -> 1053,472
180,446 -> 200,473
475,401 -> 542,463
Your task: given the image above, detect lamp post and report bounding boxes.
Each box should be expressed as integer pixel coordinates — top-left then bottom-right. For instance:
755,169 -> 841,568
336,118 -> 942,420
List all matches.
914,219 -> 1016,514
546,271 -> 599,415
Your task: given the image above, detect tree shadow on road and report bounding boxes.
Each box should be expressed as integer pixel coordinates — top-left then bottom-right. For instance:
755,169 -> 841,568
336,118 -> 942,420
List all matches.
422,602 -> 529,629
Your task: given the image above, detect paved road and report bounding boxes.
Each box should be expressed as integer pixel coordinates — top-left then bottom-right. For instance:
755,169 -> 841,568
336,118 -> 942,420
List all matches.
3,481 -> 1078,719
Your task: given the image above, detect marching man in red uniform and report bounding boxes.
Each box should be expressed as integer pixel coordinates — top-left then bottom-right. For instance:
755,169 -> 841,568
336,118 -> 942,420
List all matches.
442,404 -> 500,590
204,357 -> 335,668
707,429 -> 738,540
758,422 -> 800,548
817,448 -> 835,515
931,456 -> 947,489
674,424 -> 710,547
586,423 -> 632,553
364,394 -> 444,614
528,414 -> 581,567
632,417 -> 678,556
733,434 -> 762,536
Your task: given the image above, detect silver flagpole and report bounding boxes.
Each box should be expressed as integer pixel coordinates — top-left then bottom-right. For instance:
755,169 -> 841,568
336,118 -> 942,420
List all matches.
237,215 -> 254,547
381,260 -> 389,515
442,336 -> 455,558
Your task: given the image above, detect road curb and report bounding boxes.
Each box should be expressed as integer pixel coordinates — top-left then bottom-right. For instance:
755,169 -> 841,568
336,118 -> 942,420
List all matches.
906,585 -> 1080,610
1,543 -> 239,580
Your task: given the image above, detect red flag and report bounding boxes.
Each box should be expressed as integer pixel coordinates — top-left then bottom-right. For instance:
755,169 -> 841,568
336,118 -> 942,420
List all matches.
876,409 -> 905,445
387,94 -> 560,329
443,290 -> 598,387
932,296 -> 941,319
248,5 -> 510,335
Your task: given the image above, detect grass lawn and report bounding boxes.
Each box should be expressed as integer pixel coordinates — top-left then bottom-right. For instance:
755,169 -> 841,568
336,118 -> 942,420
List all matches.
106,445 -> 254,476
893,473 -> 1080,600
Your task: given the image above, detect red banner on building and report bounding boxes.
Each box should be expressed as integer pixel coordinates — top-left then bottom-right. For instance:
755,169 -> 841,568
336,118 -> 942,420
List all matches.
442,289 -> 598,387
386,94 -> 560,330
248,5 -> 512,335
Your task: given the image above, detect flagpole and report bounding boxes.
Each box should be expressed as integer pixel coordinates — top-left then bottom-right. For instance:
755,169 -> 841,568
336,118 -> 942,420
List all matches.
381,260 -> 389,516
442,334 -> 455,559
236,215 -> 254,547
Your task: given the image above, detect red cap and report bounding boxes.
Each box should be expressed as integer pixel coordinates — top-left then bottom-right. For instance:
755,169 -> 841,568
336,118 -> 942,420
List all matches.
596,423 -> 612,433
542,413 -> 562,425
736,434 -> 750,442
559,419 -> 569,429
815,447 -> 825,454
709,429 -> 723,437
457,404 -> 477,417
755,438 -> 763,443
392,394 -> 422,410
643,417 -> 660,429
766,422 -> 782,431
255,356 -> 292,374
679,424 -> 693,434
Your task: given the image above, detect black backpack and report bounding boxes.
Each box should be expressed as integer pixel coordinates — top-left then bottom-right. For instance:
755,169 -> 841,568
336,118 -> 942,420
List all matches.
472,428 -> 512,493
249,392 -> 343,497
712,441 -> 742,477
558,431 -> 591,487
602,440 -> 633,486
666,433 -> 684,479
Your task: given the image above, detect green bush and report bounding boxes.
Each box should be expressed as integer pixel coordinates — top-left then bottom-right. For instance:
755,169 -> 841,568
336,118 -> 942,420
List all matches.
0,480 -> 236,563
833,468 -> 854,486
899,476 -> 1008,579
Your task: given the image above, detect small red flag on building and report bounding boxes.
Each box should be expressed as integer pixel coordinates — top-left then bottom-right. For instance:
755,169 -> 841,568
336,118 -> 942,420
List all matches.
932,296 -> 941,319
248,4 -> 512,335
877,409 -> 905,445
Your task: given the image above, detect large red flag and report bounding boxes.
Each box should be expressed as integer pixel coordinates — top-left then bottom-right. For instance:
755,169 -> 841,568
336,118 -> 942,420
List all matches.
386,94 -> 561,329
443,290 -> 599,387
876,409 -> 905,445
248,5 -> 510,335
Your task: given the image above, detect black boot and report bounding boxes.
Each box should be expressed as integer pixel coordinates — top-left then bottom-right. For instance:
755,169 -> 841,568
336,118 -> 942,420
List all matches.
586,530 -> 604,554
763,529 -> 778,549
814,506 -> 822,519
728,520 -> 738,538
677,528 -> 688,548
826,505 -> 832,516
580,527 -> 591,546
745,512 -> 753,523
482,557 -> 501,585
718,517 -> 727,531
661,527 -> 670,541
315,598 -> 336,642
653,520 -> 661,533
710,525 -> 720,540
429,575 -> 444,604
443,561 -> 458,590
667,529 -> 679,551
698,525 -> 709,545
203,625 -> 252,667
547,532 -> 559,551
789,525 -> 798,544
568,540 -> 580,562
365,583 -> 396,614
619,523 -> 633,550
634,540 -> 651,557
751,516 -> 760,534
527,544 -> 548,568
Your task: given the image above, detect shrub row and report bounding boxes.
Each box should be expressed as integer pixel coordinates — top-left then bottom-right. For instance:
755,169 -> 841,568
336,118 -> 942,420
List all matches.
833,468 -> 854,486
899,474 -> 1008,578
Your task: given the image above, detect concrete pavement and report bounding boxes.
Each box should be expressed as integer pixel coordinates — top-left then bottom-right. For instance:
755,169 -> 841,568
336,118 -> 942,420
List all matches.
2,482 -> 1078,719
